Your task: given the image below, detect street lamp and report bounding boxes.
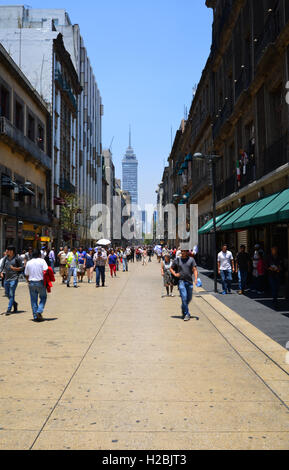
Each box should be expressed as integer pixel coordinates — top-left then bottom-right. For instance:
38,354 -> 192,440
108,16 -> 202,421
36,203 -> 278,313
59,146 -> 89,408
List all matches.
193,152 -> 222,293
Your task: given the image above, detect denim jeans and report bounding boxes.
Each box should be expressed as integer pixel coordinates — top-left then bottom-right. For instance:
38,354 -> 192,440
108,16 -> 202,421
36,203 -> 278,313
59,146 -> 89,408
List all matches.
178,280 -> 194,317
67,267 -> 78,286
95,266 -> 105,286
122,258 -> 128,272
29,281 -> 47,318
220,270 -> 232,292
238,270 -> 248,291
4,279 -> 18,311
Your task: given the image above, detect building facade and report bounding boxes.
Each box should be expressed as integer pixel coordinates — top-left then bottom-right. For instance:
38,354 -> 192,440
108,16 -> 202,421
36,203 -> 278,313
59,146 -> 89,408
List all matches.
0,5 -> 104,248
0,43 -> 51,253
160,0 -> 289,285
122,129 -> 138,205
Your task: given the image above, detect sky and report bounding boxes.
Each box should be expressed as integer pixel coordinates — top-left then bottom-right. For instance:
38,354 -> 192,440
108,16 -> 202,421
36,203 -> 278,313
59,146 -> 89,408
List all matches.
1,0 -> 213,208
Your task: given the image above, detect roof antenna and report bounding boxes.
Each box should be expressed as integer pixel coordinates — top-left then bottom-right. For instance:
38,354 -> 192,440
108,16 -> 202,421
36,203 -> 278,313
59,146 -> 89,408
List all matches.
129,124 -> 131,148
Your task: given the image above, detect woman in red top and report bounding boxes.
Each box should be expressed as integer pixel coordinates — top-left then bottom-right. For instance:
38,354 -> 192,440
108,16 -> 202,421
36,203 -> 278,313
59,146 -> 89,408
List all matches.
257,252 -> 266,294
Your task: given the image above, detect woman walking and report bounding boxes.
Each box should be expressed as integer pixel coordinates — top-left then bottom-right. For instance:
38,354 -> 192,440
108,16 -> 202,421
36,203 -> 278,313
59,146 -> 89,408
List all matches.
85,249 -> 95,283
108,250 -> 118,278
161,254 -> 174,297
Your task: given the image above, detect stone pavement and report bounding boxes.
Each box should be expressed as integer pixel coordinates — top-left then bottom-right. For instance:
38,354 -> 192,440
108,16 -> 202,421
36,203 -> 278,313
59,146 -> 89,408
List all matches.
198,267 -> 289,348
0,261 -> 289,450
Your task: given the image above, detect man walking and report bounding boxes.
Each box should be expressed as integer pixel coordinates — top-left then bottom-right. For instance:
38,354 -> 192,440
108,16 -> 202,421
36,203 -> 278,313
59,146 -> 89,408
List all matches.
170,250 -> 198,321
25,249 -> 48,322
218,244 -> 235,295
94,248 -> 107,287
66,248 -> 79,288
236,245 -> 250,295
77,247 -> 86,283
0,246 -> 23,315
122,249 -> 128,272
58,246 -> 69,284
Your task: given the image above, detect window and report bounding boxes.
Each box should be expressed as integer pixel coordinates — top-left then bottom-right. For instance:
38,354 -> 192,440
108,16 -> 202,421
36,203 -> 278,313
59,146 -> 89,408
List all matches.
37,122 -> 45,150
1,173 -> 13,197
27,113 -> 35,142
15,100 -> 24,132
0,84 -> 10,120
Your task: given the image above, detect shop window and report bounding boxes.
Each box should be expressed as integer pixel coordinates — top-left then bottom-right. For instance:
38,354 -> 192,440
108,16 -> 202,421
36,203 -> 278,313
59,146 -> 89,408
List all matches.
0,84 -> 10,120
27,113 -> 35,142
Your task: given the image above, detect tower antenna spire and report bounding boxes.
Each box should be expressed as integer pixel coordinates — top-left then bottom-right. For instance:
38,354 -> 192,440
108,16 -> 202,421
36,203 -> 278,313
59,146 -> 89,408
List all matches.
129,124 -> 131,148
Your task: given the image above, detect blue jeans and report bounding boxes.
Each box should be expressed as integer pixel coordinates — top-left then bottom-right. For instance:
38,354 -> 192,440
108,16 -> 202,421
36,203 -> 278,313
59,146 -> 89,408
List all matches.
67,267 -> 77,286
4,279 -> 18,311
123,258 -> 128,272
29,281 -> 47,318
178,280 -> 193,317
95,266 -> 105,286
238,270 -> 248,291
220,270 -> 232,292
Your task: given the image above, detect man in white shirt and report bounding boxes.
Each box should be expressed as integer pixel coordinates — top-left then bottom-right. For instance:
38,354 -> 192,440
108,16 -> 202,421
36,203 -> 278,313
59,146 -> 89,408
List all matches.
25,249 -> 48,322
218,244 -> 235,295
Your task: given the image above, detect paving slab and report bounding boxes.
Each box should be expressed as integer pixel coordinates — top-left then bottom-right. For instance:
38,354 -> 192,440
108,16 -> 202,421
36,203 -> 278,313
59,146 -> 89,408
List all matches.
0,261 -> 289,450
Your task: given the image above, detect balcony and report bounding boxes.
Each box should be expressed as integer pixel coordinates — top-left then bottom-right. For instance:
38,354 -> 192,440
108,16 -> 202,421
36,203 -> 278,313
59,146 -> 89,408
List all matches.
263,134 -> 288,176
59,177 -> 76,194
0,117 -> 51,171
55,70 -> 78,113
0,194 -> 51,225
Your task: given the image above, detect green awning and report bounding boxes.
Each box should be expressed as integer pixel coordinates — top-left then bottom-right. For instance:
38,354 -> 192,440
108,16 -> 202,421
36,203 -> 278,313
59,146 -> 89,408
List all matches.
232,193 -> 280,230
198,212 -> 229,234
254,189 -> 289,225
219,189 -> 289,231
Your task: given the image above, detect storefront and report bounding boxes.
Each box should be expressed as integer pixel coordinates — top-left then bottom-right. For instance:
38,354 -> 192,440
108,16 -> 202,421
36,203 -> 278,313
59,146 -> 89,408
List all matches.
198,189 -> 289,292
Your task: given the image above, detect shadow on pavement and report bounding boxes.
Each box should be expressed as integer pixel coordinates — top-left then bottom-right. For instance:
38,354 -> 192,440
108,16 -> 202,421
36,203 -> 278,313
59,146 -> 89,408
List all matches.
171,315 -> 200,321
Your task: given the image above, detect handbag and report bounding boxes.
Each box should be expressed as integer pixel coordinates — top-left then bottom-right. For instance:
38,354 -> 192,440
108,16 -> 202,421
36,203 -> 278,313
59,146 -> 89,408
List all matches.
171,258 -> 180,286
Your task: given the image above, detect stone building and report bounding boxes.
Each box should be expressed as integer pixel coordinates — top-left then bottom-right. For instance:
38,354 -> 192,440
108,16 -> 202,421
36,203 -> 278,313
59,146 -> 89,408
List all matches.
0,43 -> 51,253
161,0 -> 289,278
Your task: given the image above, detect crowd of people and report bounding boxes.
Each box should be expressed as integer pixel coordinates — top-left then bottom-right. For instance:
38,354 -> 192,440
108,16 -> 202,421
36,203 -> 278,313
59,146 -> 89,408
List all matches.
217,243 -> 283,307
0,241 -> 285,323
0,244 -> 159,321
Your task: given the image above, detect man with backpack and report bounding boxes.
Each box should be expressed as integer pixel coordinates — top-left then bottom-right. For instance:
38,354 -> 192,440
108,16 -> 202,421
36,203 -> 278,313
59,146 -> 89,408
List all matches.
170,250 -> 198,322
0,246 -> 24,315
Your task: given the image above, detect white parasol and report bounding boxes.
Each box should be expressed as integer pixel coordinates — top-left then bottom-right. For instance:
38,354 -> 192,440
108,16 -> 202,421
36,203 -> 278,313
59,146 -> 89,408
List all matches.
96,239 -> 111,246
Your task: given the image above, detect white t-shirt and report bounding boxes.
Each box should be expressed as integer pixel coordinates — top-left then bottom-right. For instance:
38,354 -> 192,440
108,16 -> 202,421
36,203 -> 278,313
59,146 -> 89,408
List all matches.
25,258 -> 48,281
218,250 -> 233,271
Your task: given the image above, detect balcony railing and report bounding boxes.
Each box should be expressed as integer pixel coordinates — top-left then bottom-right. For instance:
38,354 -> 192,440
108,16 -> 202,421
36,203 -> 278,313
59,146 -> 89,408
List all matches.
59,177 -> 76,194
263,133 -> 288,176
0,117 -> 51,170
55,70 -> 78,113
0,194 -> 51,225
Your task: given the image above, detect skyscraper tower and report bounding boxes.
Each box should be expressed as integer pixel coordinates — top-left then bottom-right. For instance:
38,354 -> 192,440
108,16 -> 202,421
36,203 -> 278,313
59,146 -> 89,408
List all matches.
122,126 -> 138,205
